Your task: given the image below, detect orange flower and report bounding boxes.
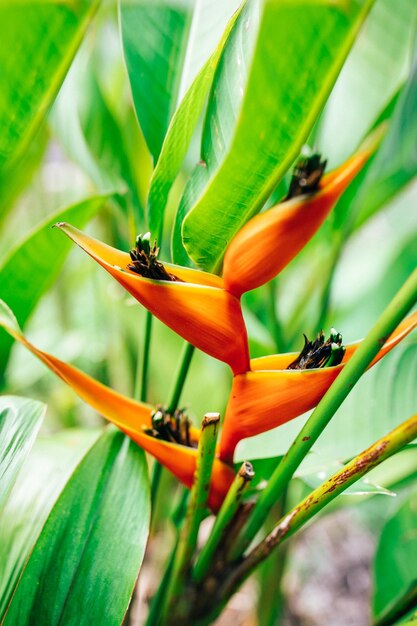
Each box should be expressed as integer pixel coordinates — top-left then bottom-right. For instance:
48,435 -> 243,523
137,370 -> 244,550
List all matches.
219,312 -> 417,463
222,143 -> 375,298
54,224 -> 249,376
0,302 -> 234,511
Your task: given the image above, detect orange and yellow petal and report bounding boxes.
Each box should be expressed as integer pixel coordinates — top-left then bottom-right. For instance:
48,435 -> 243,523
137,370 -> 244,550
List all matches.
222,145 -> 374,298
220,311 -> 417,463
124,427 -> 234,511
0,315 -> 234,509
56,224 -> 249,375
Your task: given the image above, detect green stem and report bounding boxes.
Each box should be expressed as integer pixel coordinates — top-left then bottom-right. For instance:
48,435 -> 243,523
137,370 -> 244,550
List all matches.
166,342 -> 195,414
220,410 -> 417,603
192,462 -> 254,583
268,279 -> 286,352
162,414 -> 221,623
135,311 -> 153,401
232,267 -> 417,558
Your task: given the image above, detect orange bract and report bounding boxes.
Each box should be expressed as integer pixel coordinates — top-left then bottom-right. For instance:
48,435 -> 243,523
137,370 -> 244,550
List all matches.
219,311 -> 417,463
222,144 -> 373,298
55,224 -> 249,376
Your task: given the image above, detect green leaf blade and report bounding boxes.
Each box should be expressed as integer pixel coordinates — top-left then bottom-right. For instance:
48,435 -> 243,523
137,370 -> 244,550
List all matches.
0,0 -> 100,174
0,195 -> 108,380
181,0 -> 374,272
2,428 -> 150,626
0,396 -> 45,512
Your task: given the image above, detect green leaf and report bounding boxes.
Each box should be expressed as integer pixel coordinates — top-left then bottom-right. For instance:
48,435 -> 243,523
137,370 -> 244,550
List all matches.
0,396 -> 45,511
0,195 -> 108,381
119,0 -> 239,163
0,0 -> 100,175
181,0 -> 374,272
2,428 -> 150,626
0,428 -> 100,621
317,0 -> 417,166
373,494 -> 417,620
148,6 -> 241,238
120,0 -> 190,161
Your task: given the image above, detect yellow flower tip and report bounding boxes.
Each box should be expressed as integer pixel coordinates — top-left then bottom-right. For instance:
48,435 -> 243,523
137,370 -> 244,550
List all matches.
222,144 -> 374,298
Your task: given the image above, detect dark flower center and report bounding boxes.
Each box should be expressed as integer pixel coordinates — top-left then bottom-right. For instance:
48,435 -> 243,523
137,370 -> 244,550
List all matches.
287,328 -> 345,370
144,405 -> 196,448
286,153 -> 327,200
128,233 -> 180,282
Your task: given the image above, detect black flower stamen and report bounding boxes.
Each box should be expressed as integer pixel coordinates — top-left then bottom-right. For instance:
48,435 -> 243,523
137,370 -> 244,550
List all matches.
144,405 -> 195,448
287,328 -> 345,370
286,153 -> 327,200
128,232 -> 181,282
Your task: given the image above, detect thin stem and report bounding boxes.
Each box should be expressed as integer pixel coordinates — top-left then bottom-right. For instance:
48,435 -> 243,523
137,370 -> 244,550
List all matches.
162,413 -> 221,623
193,462 -> 254,583
166,342 -> 195,414
232,267 -> 417,558
268,279 -> 286,352
220,411 -> 417,603
135,311 -> 153,401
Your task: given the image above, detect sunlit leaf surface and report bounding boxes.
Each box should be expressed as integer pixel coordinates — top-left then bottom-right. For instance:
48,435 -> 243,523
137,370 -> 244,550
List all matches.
2,428 -> 150,626
0,0 -> 99,174
0,396 -> 44,511
181,0 -> 373,271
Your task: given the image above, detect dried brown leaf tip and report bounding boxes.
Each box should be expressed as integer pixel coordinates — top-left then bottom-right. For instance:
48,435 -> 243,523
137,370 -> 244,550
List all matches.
287,328 -> 345,370
286,153 -> 327,200
128,232 -> 181,281
144,405 -> 196,448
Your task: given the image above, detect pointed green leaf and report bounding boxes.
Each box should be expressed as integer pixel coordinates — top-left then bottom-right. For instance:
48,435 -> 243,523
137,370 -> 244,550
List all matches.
0,0 -> 100,175
0,396 -> 45,511
181,0 -> 374,271
148,5 -> 241,237
2,428 -> 150,626
0,429 -> 100,622
373,494 -> 417,621
0,195 -> 108,381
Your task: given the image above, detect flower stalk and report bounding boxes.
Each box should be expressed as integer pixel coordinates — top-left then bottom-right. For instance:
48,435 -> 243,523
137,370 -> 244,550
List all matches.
218,410 -> 417,608
232,266 -> 417,558
162,413 -> 221,622
192,461 -> 254,584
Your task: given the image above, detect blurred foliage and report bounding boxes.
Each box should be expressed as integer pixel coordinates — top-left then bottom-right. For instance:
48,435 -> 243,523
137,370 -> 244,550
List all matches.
1,0 -> 417,624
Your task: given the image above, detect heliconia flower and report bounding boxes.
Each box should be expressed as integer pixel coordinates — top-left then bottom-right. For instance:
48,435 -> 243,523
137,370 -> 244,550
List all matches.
54,223 -> 249,376
219,312 -> 417,463
222,142 -> 375,298
0,303 -> 234,511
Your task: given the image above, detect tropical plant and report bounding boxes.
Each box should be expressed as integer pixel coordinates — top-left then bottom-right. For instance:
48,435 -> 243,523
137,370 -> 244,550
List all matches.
1,1 -> 417,625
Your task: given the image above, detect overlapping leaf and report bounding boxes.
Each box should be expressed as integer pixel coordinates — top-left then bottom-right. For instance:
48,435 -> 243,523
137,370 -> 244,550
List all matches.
0,195 -> 108,382
2,428 -> 150,626
0,0 -> 100,174
0,396 -> 44,512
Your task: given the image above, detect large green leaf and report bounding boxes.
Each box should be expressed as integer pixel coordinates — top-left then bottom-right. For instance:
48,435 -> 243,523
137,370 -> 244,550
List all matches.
2,428 -> 150,626
147,6 -> 241,237
373,494 -> 417,620
181,0 -> 374,272
0,428 -> 100,622
317,0 -> 417,166
119,0 -> 240,162
0,0 -> 100,175
0,195 -> 108,381
0,396 -> 44,511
